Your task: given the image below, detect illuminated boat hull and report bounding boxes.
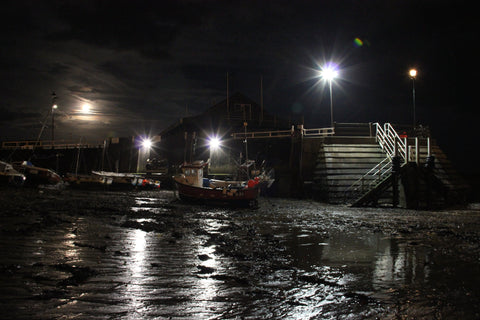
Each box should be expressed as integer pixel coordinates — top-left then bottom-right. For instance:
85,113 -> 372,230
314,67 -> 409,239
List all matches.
174,180 -> 259,207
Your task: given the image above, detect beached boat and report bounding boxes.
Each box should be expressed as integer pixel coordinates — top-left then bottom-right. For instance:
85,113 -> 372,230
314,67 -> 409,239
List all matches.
12,161 -> 62,186
63,173 -> 113,189
173,161 -> 261,207
64,172 -> 160,190
91,171 -> 142,190
0,161 -> 26,186
90,171 -> 161,190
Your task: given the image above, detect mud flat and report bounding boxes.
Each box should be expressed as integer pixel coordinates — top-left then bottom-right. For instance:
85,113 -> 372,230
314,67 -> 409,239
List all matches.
1,187 -> 479,319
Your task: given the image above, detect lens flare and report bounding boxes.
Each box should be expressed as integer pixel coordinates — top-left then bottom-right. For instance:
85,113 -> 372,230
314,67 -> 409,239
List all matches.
353,37 -> 363,47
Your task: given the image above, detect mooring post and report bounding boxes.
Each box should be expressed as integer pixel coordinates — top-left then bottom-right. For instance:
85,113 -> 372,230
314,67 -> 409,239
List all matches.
425,152 -> 435,208
415,137 -> 419,164
392,155 -> 401,207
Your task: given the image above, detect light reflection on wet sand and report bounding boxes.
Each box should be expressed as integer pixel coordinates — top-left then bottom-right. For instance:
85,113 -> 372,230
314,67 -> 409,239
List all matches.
0,189 -> 479,319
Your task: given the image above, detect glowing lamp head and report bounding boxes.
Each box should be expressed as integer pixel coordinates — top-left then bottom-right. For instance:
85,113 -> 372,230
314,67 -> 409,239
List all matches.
209,136 -> 221,151
52,104 -> 58,109
409,69 -> 417,78
141,138 -> 152,150
320,63 -> 339,81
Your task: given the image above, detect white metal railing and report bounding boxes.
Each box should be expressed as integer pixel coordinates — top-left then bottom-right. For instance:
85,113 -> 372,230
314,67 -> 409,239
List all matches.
344,122 -> 404,201
344,123 -> 433,202
344,156 -> 392,199
375,123 -> 407,163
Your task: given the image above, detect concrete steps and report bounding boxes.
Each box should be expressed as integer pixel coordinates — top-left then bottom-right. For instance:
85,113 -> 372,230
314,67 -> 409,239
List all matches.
312,134 -> 470,208
312,138 -> 391,204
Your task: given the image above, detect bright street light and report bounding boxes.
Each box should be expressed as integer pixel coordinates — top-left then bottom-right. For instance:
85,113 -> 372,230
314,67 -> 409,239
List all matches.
209,136 -> 221,151
320,63 -> 339,127
409,68 -> 417,127
409,69 -> 417,78
141,138 -> 152,150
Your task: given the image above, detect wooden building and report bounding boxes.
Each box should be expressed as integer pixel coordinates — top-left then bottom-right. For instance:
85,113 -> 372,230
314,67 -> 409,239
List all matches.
156,92 -> 294,174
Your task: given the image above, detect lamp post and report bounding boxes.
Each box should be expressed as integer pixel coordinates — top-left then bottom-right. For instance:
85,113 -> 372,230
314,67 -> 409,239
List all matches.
320,64 -> 339,127
409,69 -> 417,127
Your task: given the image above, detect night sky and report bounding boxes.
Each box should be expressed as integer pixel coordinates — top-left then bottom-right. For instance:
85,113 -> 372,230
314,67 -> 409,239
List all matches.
0,1 -> 477,172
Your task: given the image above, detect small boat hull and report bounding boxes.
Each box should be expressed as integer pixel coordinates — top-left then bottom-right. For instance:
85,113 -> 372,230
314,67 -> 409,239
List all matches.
174,180 -> 259,207
12,162 -> 62,186
0,161 -> 26,187
64,174 -> 112,190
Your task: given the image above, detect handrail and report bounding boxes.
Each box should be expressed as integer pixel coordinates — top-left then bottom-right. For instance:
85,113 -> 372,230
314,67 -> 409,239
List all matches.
344,156 -> 391,197
375,123 -> 406,163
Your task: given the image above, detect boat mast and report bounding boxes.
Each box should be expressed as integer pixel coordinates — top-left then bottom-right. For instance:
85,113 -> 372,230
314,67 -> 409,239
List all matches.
226,72 -> 229,121
244,121 -> 249,179
75,137 -> 82,176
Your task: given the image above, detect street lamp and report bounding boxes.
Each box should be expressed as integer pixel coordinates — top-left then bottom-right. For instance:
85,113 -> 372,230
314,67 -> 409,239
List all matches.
208,136 -> 221,151
320,63 -> 339,127
141,138 -> 152,150
409,69 -> 417,127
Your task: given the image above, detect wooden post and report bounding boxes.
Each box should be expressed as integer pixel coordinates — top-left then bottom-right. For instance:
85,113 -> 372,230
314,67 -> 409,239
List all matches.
394,136 -> 398,157
289,125 -> 295,169
299,125 -> 304,178
183,132 -> 187,164
427,137 -> 431,158
392,156 -> 401,207
415,137 -> 419,164
243,122 -> 248,172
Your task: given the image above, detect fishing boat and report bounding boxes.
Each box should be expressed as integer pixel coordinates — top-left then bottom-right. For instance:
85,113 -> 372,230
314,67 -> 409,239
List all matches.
0,161 -> 26,186
12,161 -> 62,186
173,160 -> 261,207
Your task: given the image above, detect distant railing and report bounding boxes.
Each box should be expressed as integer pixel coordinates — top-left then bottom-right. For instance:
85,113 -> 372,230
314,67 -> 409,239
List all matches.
232,127 -> 294,139
1,140 -> 103,149
232,125 -> 334,139
301,126 -> 335,137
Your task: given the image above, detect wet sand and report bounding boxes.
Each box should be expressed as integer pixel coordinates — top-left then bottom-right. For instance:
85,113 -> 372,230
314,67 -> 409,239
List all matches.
1,187 -> 479,319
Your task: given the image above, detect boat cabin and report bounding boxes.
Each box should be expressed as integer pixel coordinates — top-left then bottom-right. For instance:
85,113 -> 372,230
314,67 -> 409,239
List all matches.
179,161 -> 206,187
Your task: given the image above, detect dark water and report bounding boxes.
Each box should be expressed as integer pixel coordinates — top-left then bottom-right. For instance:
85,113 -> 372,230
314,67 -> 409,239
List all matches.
1,187 -> 479,319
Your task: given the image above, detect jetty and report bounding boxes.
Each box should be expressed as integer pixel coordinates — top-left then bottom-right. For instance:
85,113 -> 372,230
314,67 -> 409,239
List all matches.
0,93 -> 470,209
